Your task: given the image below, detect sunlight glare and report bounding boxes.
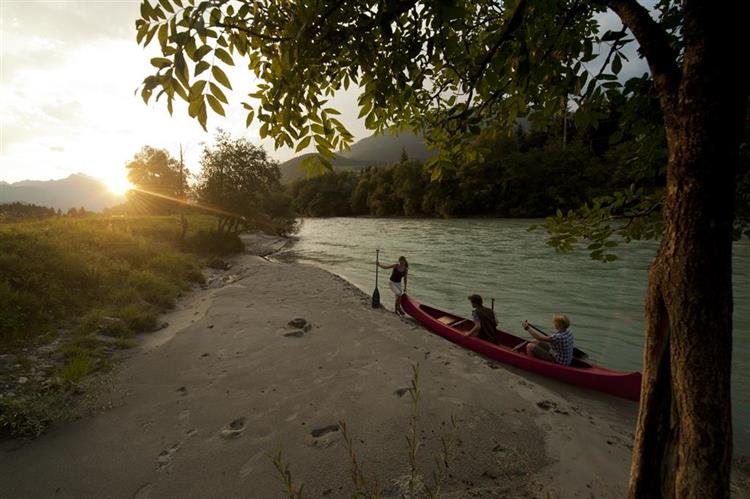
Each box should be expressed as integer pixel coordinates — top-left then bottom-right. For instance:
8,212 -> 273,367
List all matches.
105,176 -> 134,195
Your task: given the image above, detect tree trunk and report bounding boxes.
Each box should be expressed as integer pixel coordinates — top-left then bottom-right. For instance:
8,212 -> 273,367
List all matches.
628,4 -> 747,497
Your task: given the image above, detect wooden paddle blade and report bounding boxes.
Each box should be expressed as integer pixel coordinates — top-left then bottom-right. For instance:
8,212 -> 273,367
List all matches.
372,287 -> 380,308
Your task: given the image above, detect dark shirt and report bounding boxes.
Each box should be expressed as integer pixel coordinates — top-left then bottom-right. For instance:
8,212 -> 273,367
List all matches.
390,266 -> 406,283
471,306 -> 498,343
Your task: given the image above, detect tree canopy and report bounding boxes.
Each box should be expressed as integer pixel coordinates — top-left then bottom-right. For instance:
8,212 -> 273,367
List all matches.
126,145 -> 189,214
135,0 -> 639,171
196,130 -> 296,234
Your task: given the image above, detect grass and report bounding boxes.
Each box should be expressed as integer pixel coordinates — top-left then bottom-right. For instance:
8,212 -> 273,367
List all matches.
59,355 -> 95,383
0,214 -> 245,438
0,214 -> 241,350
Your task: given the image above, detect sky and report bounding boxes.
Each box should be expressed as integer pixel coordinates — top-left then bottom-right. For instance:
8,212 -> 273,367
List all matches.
0,1 -> 649,192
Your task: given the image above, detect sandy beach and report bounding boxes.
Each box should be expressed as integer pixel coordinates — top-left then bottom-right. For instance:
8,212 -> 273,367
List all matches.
1,241 -> 647,498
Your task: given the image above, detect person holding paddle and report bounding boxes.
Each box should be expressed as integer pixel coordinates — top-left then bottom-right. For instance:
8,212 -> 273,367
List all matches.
377,256 -> 409,315
522,315 -> 575,366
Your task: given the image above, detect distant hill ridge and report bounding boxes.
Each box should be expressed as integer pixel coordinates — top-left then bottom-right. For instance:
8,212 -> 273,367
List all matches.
279,131 -> 434,184
0,174 -> 124,211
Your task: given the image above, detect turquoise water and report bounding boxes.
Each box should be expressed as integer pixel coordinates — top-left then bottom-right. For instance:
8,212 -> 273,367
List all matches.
278,218 -> 750,455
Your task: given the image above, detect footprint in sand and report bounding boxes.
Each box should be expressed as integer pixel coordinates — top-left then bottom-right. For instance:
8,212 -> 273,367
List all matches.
537,400 -> 557,411
156,443 -> 181,471
304,424 -> 341,448
287,318 -> 312,331
132,482 -> 155,499
394,387 -> 410,398
220,417 -> 247,439
284,330 -> 305,338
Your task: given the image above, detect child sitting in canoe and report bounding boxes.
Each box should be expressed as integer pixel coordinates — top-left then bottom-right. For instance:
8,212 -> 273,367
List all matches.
464,294 -> 498,343
522,315 -> 574,366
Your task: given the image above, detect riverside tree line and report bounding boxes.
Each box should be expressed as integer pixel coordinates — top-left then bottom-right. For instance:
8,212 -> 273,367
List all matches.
292,85 -> 749,224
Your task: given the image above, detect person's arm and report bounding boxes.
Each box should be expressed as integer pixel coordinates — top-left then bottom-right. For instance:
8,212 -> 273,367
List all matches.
464,321 -> 480,337
377,262 -> 395,269
403,270 -> 408,292
522,321 -> 551,342
464,309 -> 480,337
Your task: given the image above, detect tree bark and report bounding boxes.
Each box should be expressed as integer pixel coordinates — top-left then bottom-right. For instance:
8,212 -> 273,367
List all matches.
626,2 -> 748,497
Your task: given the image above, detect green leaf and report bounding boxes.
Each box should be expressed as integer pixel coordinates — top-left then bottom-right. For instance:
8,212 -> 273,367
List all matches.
158,23 -> 169,47
612,54 -> 622,75
157,0 -> 174,14
193,45 -> 212,61
197,101 -> 207,131
295,136 -> 312,152
188,95 -> 203,117
206,94 -> 225,116
194,61 -> 210,76
212,66 -> 232,89
140,1 -> 152,21
209,82 -> 228,103
189,80 -> 206,100
150,57 -> 172,68
245,108 -> 255,127
215,47 -> 235,66
174,53 -> 189,87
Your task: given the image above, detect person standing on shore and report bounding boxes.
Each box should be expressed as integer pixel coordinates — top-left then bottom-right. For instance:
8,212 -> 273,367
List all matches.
377,256 -> 409,315
464,294 -> 498,343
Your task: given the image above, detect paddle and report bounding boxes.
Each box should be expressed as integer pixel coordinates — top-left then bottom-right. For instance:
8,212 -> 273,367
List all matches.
372,249 -> 381,309
527,322 -> 589,359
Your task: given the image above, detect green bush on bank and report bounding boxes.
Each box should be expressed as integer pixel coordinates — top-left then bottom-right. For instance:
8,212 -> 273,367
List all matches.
0,215 -> 240,350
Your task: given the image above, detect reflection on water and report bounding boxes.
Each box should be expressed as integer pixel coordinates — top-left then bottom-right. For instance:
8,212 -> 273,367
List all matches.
280,217 -> 750,455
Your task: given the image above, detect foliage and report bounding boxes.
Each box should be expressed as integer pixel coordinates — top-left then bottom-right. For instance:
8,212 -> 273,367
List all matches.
0,202 -> 58,223
58,355 -> 96,384
196,130 -> 298,235
0,394 -> 54,439
135,0 -> 630,176
126,146 -> 189,214
134,0 -> 750,256
292,123 -> 629,219
0,215 -> 239,350
290,171 -> 360,217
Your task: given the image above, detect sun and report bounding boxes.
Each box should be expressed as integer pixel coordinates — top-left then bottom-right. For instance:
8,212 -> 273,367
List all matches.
105,176 -> 134,195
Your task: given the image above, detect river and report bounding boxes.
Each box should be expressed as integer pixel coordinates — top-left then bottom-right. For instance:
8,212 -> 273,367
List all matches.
278,217 -> 750,456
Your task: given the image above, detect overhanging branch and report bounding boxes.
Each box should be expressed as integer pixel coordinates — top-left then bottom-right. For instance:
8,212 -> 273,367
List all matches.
603,0 -> 681,112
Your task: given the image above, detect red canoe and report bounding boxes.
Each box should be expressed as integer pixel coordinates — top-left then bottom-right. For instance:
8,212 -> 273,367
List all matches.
401,294 -> 642,401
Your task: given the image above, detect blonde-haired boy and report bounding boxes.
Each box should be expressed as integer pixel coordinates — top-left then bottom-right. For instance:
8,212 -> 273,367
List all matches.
522,314 -> 575,365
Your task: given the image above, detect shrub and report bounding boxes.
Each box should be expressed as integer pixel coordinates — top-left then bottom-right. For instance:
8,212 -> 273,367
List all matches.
0,216 -> 212,349
114,303 -> 158,333
59,355 -> 95,383
184,230 -> 244,256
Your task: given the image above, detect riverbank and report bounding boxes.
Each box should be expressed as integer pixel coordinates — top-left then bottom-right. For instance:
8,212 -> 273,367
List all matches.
5,238 -> 750,496
0,215 -> 246,438
0,242 -> 652,498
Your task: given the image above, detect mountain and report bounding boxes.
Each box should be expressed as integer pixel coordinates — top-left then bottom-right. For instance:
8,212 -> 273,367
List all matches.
279,131 -> 435,184
0,174 -> 125,211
